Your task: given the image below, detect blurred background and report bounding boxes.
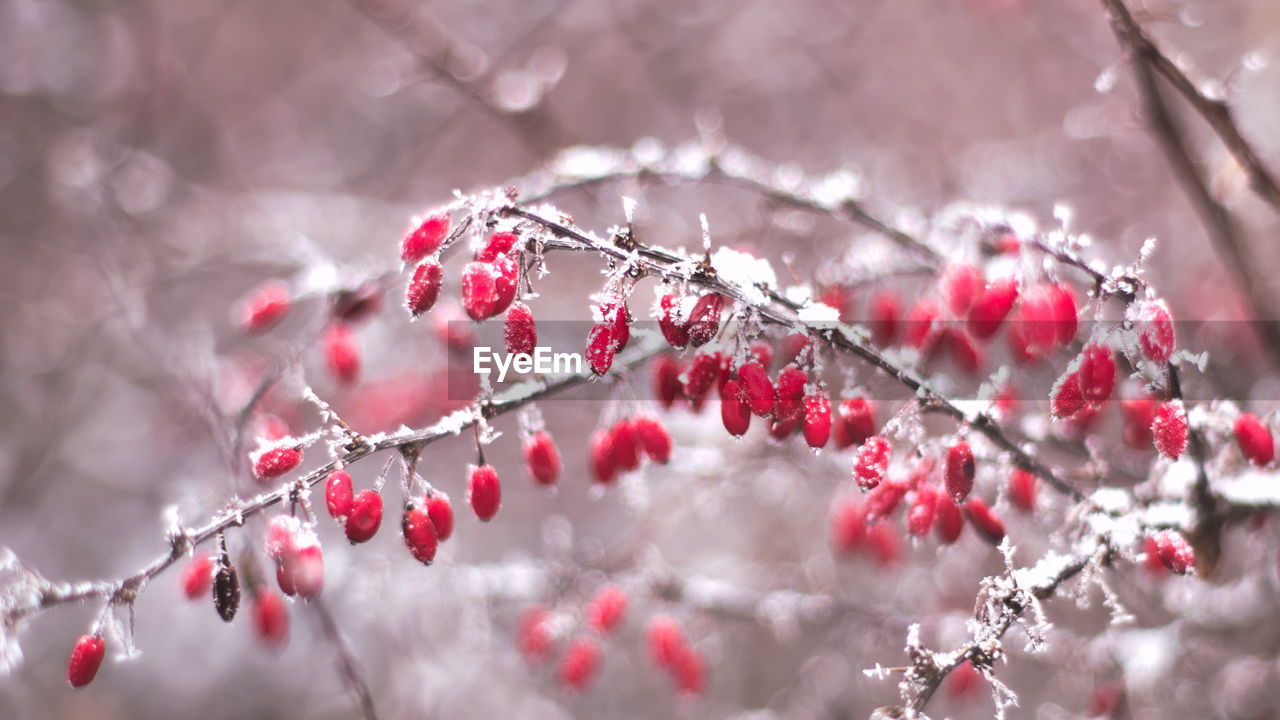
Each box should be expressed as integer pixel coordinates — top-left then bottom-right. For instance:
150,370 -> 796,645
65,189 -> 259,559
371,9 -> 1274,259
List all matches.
3,0 -> 1280,718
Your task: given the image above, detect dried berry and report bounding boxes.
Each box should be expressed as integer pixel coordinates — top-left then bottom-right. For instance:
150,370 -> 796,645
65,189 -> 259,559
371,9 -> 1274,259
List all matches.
686,293 -> 725,347
523,431 -> 561,486
253,446 -> 303,480
405,261 -> 443,317
67,634 -> 106,688
346,490 -> 384,543
560,636 -> 602,690
935,493 -> 965,544
720,380 -> 751,437
461,262 -> 498,321
1152,400 -> 1189,460
504,302 -> 536,356
331,281 -> 383,324
834,396 -> 877,449
1008,468 -> 1037,513
944,441 -> 976,503
468,464 -> 501,521
1153,530 -> 1195,574
252,587 -> 289,650
853,435 -> 892,490
658,294 -> 690,349
632,415 -> 672,464
803,391 -> 832,448
213,553 -> 240,622
964,497 -> 1006,544
1077,344 -> 1115,404
590,430 -> 617,485
1132,299 -> 1176,363
585,585 -> 628,634
239,282 -> 291,334
967,279 -> 1019,339
180,552 -> 214,601
325,470 -> 354,520
401,212 -> 449,263
402,506 -> 439,565
477,231 -> 519,263
653,355 -> 684,409
425,494 -> 454,542
906,486 -> 938,536
1235,413 -> 1274,467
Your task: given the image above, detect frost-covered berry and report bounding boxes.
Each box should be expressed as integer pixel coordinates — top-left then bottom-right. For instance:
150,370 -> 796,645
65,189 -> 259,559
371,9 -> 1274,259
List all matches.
869,291 -> 901,346
608,302 -> 631,353
180,552 -> 214,601
468,464 -> 501,521
632,415 -> 672,464
252,587 -> 289,650
504,302 -> 536,356
853,435 -> 892,490
720,380 -> 751,437
802,391 -> 832,448
264,515 -> 300,566
941,263 -> 984,316
773,366 -> 808,422
560,636 -> 602,690
405,261 -> 443,317
490,253 -> 518,316
518,606 -> 554,662
686,293 -> 725,347
323,323 -> 360,385
585,319 -> 616,376
944,441 -> 976,503
477,230 -> 519,263
586,585 -> 628,634
1235,413 -> 1274,467
964,497 -> 1005,544
1152,401 -> 1188,460
654,355 -> 684,409
253,446 -> 303,480
425,494 -> 454,542
523,431 -> 561,486
749,340 -> 774,369
1153,530 -> 1195,574
401,212 -> 450,263
1008,468 -> 1037,512
1132,298 -> 1176,363
658,294 -> 690,349
647,615 -> 686,667
325,470 -> 355,520
935,494 -> 965,544
684,352 -> 722,401
906,486 -> 938,537
1077,345 -> 1115,404
1014,286 -> 1059,356
590,430 -> 617,485
239,282 -> 291,334
461,262 -> 499,321
402,506 -> 439,565
738,361 -> 775,417
967,279 -> 1018,339
290,544 -> 324,599
834,397 -> 876,449
1050,372 -> 1086,419
864,479 -> 908,521
610,419 -> 641,472
346,490 -> 384,543
67,634 -> 106,688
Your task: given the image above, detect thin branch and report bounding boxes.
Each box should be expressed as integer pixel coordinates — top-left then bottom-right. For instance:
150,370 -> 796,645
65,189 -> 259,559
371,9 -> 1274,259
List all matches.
311,597 -> 379,720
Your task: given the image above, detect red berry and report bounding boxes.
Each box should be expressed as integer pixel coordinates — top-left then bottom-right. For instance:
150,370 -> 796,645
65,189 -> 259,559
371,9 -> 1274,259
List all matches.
585,320 -> 616,376
504,302 -> 537,356
560,636 -> 602,690
943,329 -> 983,375
586,585 -> 628,634
402,506 -> 439,565
518,605 -> 554,661
609,302 -> 631,353
720,380 -> 751,437
853,435 -> 892,490
1132,299 -> 1176,363
252,587 -> 289,650
610,419 -> 642,472
906,486 -> 938,536
461,262 -> 498,321
671,645 -> 706,696
1235,413 -> 1274,467
773,366 -> 808,422
276,564 -> 296,597
768,413 -> 801,441
346,490 -> 384,543
994,232 -> 1021,255
67,634 -> 106,688
490,253 -> 518,315
749,340 -> 774,369
935,493 -> 965,544
323,323 -> 360,385
253,446 -> 303,480
967,279 -> 1018,339
1077,345 -> 1115,404
325,470 -> 354,520
834,397 -> 877,449
647,615 -> 686,667
738,361 -> 775,416
253,413 -> 290,442
830,497 -> 867,555
1121,396 -> 1159,449
289,544 -> 325,599
523,431 -> 561,486
401,212 -> 449,263
866,522 -> 901,567
864,479 -> 908,521
477,231 -> 519,263
1153,530 -> 1195,574
684,352 -> 722,401
654,355 -> 684,409
264,515 -> 300,565
239,282 -> 291,334
944,441 -> 976,503
590,430 -> 617,485
1152,401 -> 1188,459
1050,372 -> 1086,419
425,494 -> 454,542
1008,468 -> 1037,513
468,464 -> 501,521
904,299 -> 941,350
686,293 -> 725,347
1014,286 -> 1059,357
779,333 -> 812,366
948,660 -> 981,701
405,261 -> 444,317
869,291 -> 901,346
632,415 -> 672,464
964,497 -> 1006,544
941,264 -> 984,316
803,390 -> 832,448
1048,283 -> 1079,346
658,294 -> 690,349
180,552 -> 214,601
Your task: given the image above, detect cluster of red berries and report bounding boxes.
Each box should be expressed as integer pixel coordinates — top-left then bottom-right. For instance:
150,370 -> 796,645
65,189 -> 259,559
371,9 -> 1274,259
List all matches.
590,415 -> 673,484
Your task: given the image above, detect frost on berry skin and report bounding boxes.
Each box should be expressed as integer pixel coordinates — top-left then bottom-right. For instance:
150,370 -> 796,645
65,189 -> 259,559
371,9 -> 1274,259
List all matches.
405,261 -> 444,317
944,441 -> 976,503
964,497 -> 1006,544
264,515 -> 300,566
865,522 -> 901,567
830,497 -> 866,555
610,419 -> 642,472
869,291 -> 901,346
1008,468 -> 1037,512
941,263 -> 984,316
653,355 -> 684,409
461,262 -> 499,321
1153,530 -> 1196,574
586,585 -> 629,635
853,435 -> 891,490
834,396 -> 877,449
802,391 -> 832,449
749,340 -> 774,370
903,299 -> 941,351
1077,344 -> 1116,405
239,282 -> 291,334
864,479 -> 908,522
560,636 -> 602,690
686,293 -> 725,348
737,361 -> 775,417
773,366 -> 808,423
632,415 -> 672,464
477,231 -> 519,263
401,212 -> 450,263
1050,371 -> 1087,420
585,319 -> 616,376
684,351 -> 722,402
720,380 -> 752,438
67,634 -> 106,688
647,615 -> 686,668
1131,298 -> 1176,363
590,430 -> 618,485
967,278 -> 1019,339
325,470 -> 355,520
1234,413 -> 1275,467
402,505 -> 439,565
213,554 -> 240,622
252,587 -> 289,650
253,446 -> 303,480
935,493 -> 965,544
468,464 -> 502,521
425,494 -> 454,542
504,302 -> 537,356
658,293 -> 690,349
608,302 -> 631,353
523,431 -> 562,486
180,552 -> 214,601
324,323 -> 361,385
518,605 -> 554,662
1152,400 -> 1189,460
906,485 -> 938,537
490,253 -> 519,316
290,545 -> 325,599
1121,396 -> 1159,449
346,490 -> 384,543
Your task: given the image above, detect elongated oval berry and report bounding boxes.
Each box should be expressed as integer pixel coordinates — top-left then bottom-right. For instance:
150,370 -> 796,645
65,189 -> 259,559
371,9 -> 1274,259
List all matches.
346,490 -> 384,543
684,352 -> 722,401
468,464 -> 501,521
1152,401 -> 1188,459
290,544 -> 325,599
720,380 -> 751,437
252,587 -> 289,650
773,366 -> 808,422
768,413 -> 800,441
1050,372 -> 1086,420
324,323 -> 360,385
610,302 -> 631,353
830,497 -> 866,555
944,330 -> 983,375
461,262 -> 498,321
647,616 -> 686,667
906,486 -> 938,536
964,498 -> 1005,544
835,397 -> 877,449
401,212 -> 449,263
1235,413 -> 1274,467
586,585 -> 628,634
658,294 -> 690,349
749,340 -> 774,369
866,522 -> 901,567
941,264 -> 984,316
737,362 -> 775,417
864,479 -> 908,521
402,506 -> 439,565
1077,345 -> 1115,404
523,431 -> 561,486
253,446 -> 303,480
477,231 -> 519,263
853,435 -> 892,490
944,441 -> 976,502
935,493 -> 965,544
654,356 -> 684,409
180,552 -> 214,601
803,391 -> 832,448
686,293 -> 725,348
67,634 -> 106,688
904,299 -> 941,350
869,291 -> 901,346
590,430 -> 617,485
561,636 -> 602,690
213,554 -> 240,622
1008,468 -> 1037,512
1153,530 -> 1195,574
325,470 -> 355,520
406,261 -> 444,317
264,515 -> 300,566
1132,299 -> 1175,363
425,494 -> 454,542
517,606 -> 553,661
610,419 -> 641,472
1121,396 -> 1158,449
585,320 -> 616,375
504,302 -> 537,356
1015,286 -> 1058,356
276,564 -> 296,597
632,415 -> 672,463
672,645 -> 706,696
967,279 -> 1018,339
490,254 -> 518,315
240,282 -> 291,334
1049,283 -> 1079,346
